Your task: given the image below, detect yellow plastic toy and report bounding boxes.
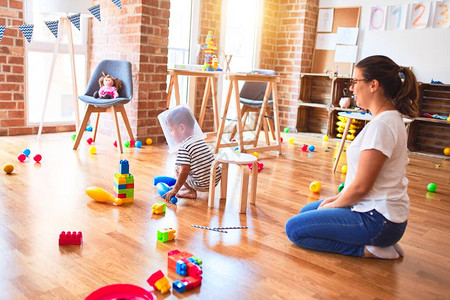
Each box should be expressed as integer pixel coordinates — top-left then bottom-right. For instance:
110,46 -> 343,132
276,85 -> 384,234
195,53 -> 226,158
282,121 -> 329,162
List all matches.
341,165 -> 348,174
152,202 -> 166,214
89,146 -> 96,154
309,181 -> 322,193
86,187 -> 123,205
288,138 -> 295,144
322,135 -> 328,141
146,138 -> 153,145
3,163 -> 14,174
252,152 -> 259,158
444,147 -> 450,156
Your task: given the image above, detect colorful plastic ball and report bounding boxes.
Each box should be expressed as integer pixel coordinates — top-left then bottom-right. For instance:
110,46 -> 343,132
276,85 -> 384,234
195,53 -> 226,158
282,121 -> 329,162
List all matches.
86,125 -> 93,132
23,148 -> 31,157
280,137 -> 283,143
323,135 -> 329,141
252,152 -> 259,158
89,146 -> 97,154
114,141 -> 117,147
341,165 -> 348,174
33,154 -> 42,163
130,140 -> 135,147
301,144 -> 308,152
308,145 -> 315,152
284,127 -> 289,133
444,147 -> 450,156
427,183 -> 437,193
135,141 -> 142,148
146,138 -> 153,145
124,141 -> 130,148
18,153 -> 26,162
3,163 -> 14,174
288,138 -> 295,145
87,137 -> 93,145
72,134 -> 76,141
338,183 -> 345,192
234,146 -> 239,152
309,181 -> 322,193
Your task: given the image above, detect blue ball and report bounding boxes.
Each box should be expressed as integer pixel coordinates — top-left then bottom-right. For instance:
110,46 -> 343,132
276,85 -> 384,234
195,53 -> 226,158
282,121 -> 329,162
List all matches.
86,125 -> 93,132
23,148 -> 31,157
135,141 -> 142,148
308,145 -> 315,152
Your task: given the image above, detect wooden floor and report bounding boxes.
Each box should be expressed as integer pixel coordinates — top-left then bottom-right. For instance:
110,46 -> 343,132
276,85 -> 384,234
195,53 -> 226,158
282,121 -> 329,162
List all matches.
0,132 -> 449,299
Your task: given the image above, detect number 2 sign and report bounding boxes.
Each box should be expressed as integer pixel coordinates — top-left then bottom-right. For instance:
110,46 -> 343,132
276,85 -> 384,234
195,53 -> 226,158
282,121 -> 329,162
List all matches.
410,2 -> 431,29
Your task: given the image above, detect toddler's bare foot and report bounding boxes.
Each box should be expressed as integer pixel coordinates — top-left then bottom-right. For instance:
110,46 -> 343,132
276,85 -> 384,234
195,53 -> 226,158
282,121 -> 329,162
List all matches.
177,189 -> 197,199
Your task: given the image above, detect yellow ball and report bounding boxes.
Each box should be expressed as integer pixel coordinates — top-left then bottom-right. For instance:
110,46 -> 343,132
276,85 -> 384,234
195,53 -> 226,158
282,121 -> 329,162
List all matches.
252,152 -> 259,158
146,138 -> 153,145
444,147 -> 450,156
323,135 -> 328,141
89,146 -> 97,154
341,165 -> 348,174
3,163 -> 14,174
309,181 -> 322,193
288,138 -> 295,145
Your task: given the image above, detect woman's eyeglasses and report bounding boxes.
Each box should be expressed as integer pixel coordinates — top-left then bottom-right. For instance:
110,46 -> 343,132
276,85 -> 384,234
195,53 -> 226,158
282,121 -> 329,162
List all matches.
350,79 -> 367,88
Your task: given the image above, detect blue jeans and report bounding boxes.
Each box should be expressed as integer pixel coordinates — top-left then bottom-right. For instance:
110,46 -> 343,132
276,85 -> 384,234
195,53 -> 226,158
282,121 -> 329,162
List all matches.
285,200 -> 407,257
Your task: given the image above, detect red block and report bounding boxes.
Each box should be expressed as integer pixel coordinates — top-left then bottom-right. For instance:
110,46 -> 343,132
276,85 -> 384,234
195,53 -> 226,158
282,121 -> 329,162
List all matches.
147,270 -> 164,290
126,184 -> 134,189
168,250 -> 193,272
59,231 -> 82,245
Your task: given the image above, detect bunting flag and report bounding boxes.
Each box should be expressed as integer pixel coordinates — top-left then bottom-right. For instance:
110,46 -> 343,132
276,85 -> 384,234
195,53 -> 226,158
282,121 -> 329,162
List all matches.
89,4 -> 102,22
19,24 -> 34,43
0,26 -> 5,43
112,0 -> 122,9
68,13 -> 81,31
44,20 -> 59,38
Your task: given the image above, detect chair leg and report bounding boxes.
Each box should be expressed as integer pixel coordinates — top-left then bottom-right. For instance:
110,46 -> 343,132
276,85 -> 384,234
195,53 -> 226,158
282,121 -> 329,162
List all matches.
220,163 -> 228,200
117,105 -> 134,141
92,112 -> 100,142
239,165 -> 249,213
249,162 -> 258,205
73,105 -> 94,150
267,116 -> 276,140
112,106 -> 124,154
230,105 -> 247,141
208,159 -> 221,208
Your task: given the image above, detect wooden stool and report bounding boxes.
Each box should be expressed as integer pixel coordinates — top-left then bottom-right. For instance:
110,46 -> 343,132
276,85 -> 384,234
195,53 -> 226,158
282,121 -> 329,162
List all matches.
208,151 -> 258,214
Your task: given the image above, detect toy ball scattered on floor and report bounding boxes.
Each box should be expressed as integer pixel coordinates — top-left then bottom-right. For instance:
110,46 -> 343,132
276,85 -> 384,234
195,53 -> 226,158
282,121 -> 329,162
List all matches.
146,138 -> 153,145
309,181 -> 322,193
86,125 -> 93,132
308,145 -> 315,152
284,127 -> 290,133
341,165 -> 348,174
130,140 -> 135,147
87,137 -> 93,145
135,141 -> 142,148
323,135 -> 329,141
427,183 -> 437,193
89,146 -> 97,154
33,154 -> 42,163
18,153 -> 26,162
252,152 -> 259,158
114,141 -> 117,147
234,146 -> 239,152
23,148 -> 31,157
72,134 -> 76,141
124,141 -> 130,148
3,163 -> 14,174
338,183 -> 345,192
301,144 -> 308,152
280,137 -> 283,143
444,147 -> 450,156
288,138 -> 294,145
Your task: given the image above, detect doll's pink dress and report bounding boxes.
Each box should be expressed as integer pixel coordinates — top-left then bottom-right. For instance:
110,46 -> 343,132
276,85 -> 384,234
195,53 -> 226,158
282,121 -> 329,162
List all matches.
99,86 -> 117,98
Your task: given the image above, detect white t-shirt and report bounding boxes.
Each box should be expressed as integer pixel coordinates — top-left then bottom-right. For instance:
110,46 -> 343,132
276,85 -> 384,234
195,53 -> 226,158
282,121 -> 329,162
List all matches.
345,110 -> 410,223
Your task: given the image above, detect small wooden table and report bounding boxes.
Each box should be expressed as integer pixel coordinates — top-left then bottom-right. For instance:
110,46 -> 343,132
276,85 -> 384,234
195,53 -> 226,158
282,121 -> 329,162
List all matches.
166,69 -> 221,133
215,73 -> 282,154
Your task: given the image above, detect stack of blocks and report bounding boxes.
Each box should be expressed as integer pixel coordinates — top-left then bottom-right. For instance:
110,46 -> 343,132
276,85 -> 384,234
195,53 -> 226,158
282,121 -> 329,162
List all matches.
201,30 -> 217,71
147,270 -> 171,293
168,249 -> 203,293
113,160 -> 134,204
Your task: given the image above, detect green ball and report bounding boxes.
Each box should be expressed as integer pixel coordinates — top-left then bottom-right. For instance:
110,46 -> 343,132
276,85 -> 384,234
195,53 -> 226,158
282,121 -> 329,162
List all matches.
284,127 -> 289,133
338,183 -> 345,192
427,183 -> 437,192
72,134 -> 76,141
124,141 -> 130,148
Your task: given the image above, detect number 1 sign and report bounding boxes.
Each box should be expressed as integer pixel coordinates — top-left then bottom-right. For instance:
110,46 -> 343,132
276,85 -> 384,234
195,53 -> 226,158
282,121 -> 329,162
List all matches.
387,4 -> 408,30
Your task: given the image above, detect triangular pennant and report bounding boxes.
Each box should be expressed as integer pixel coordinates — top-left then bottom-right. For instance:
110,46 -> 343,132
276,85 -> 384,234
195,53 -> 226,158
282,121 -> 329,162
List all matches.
68,13 -> 81,31
19,24 -> 34,43
0,26 -> 5,43
44,20 -> 59,38
111,0 -> 122,9
88,4 -> 101,22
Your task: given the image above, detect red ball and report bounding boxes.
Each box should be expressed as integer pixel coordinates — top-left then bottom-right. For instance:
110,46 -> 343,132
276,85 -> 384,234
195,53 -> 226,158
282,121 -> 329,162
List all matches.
87,137 -> 93,145
130,139 -> 135,147
18,153 -> 26,162
301,144 -> 308,152
114,141 -> 117,147
33,154 -> 42,163
280,137 -> 284,143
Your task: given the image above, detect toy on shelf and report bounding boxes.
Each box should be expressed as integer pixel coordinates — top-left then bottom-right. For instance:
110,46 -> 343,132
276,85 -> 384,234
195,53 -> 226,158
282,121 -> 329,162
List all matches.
201,30 -> 218,71
151,202 -> 166,214
59,231 -> 83,245
3,163 -> 14,174
309,181 -> 322,193
114,160 -> 134,204
147,270 -> 171,294
168,249 -> 203,293
157,228 -> 176,243
86,187 -> 123,205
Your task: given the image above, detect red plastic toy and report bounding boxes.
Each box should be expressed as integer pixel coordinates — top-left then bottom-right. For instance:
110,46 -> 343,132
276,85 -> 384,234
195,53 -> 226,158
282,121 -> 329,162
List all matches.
33,154 -> 42,163
59,231 -> 83,245
85,284 -> 155,300
87,137 -> 93,145
248,162 -> 264,172
114,141 -> 117,147
18,153 -> 26,162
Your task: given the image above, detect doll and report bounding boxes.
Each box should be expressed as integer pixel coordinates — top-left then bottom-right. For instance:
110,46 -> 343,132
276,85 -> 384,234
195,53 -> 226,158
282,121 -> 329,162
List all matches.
93,72 -> 122,99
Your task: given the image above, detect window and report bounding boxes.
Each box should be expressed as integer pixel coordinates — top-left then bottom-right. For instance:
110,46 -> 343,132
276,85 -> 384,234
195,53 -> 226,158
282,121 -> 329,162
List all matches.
25,0 -> 88,124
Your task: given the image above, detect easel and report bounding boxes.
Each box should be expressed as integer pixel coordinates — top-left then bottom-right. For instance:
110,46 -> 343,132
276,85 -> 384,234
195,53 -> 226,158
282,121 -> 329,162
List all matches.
38,16 -> 80,138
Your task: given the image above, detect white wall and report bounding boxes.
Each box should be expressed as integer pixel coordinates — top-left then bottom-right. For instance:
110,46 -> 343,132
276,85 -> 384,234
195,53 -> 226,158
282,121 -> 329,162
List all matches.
320,0 -> 450,83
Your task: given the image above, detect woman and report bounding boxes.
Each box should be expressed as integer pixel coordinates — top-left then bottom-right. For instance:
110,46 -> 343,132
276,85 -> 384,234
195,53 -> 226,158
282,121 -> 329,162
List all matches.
285,55 -> 418,259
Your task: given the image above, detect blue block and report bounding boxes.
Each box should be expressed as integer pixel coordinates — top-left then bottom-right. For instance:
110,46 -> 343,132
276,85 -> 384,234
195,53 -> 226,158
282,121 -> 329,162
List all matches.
176,260 -> 187,276
155,182 -> 178,204
153,176 -> 176,187
119,159 -> 129,174
113,182 -> 127,189
173,280 -> 187,293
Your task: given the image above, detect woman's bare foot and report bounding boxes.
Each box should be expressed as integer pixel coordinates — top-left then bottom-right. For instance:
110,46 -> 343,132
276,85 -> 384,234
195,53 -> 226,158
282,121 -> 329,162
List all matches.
176,188 -> 197,199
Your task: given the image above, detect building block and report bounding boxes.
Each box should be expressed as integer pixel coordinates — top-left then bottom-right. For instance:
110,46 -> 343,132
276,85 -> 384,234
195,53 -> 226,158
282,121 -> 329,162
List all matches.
153,176 -> 176,187
172,276 -> 202,293
168,250 -> 193,272
59,231 -> 83,245
147,270 -> 171,293
157,228 -> 176,243
121,197 -> 134,204
119,159 -> 129,174
152,202 -> 166,214
176,260 -> 187,276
